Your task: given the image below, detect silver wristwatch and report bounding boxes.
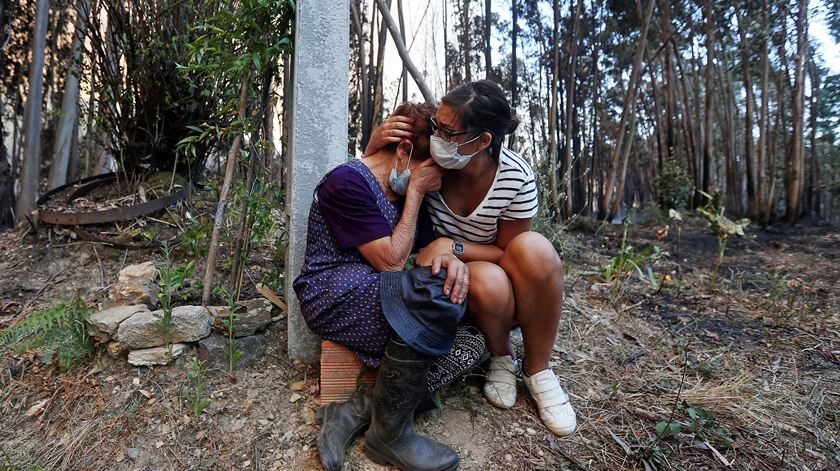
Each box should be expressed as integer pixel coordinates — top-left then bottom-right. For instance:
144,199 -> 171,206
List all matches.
452,241 -> 465,258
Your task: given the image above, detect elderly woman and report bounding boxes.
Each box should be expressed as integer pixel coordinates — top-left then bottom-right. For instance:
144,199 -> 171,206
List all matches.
293,102 -> 484,471
367,80 -> 577,438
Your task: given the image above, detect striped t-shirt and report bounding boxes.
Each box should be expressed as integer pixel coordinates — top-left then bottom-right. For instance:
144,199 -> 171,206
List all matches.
425,147 -> 538,244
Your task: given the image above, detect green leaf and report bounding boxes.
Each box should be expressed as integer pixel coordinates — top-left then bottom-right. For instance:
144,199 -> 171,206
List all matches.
655,421 -> 680,438
647,266 -> 657,287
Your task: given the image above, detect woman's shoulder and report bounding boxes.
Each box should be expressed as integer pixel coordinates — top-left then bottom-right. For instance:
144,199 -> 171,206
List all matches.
498,146 -> 534,178
319,161 -> 375,202
323,160 -> 373,187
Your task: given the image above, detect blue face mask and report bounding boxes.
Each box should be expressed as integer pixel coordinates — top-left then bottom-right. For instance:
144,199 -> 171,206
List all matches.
388,144 -> 413,195
430,135 -> 481,170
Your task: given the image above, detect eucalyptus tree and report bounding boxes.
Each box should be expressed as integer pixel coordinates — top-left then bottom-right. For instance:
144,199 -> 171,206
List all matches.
15,0 -> 49,223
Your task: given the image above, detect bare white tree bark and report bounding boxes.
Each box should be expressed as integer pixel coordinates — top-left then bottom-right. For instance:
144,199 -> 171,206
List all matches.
374,0 -> 435,104
48,0 -> 90,189
16,0 -> 50,222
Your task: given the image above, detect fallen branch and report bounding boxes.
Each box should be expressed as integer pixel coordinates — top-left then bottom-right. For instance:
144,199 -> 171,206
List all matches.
255,283 -> 287,311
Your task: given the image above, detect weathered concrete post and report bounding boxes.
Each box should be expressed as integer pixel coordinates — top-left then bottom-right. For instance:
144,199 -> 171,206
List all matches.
286,0 -> 350,364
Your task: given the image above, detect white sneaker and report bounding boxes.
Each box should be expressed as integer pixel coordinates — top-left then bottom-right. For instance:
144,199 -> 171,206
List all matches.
483,355 -> 519,409
523,369 -> 577,437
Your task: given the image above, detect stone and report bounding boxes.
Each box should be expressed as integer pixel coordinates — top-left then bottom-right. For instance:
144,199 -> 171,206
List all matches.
127,448 -> 140,460
118,262 -> 157,283
301,407 -> 316,425
195,332 -> 269,370
213,298 -> 272,337
88,305 -> 149,341
105,262 -> 160,309
106,341 -> 128,358
590,282 -> 612,297
286,1 -> 349,364
116,306 -> 213,349
127,344 -> 189,366
107,281 -> 159,309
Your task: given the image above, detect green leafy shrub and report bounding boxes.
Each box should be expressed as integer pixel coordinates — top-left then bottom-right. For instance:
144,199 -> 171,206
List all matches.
678,401 -> 733,445
212,284 -> 242,376
156,244 -> 196,358
598,214 -> 661,300
531,205 -> 583,261
697,190 -> 750,284
183,217 -> 212,258
0,294 -> 93,371
655,159 -> 694,211
182,357 -> 212,416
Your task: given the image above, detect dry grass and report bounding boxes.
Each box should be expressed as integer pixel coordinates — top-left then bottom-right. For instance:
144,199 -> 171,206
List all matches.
0,222 -> 838,470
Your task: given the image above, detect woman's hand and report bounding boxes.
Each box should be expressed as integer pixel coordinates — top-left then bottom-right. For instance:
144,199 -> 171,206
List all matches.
364,115 -> 415,157
408,159 -> 443,195
432,253 -> 469,304
416,237 -> 454,267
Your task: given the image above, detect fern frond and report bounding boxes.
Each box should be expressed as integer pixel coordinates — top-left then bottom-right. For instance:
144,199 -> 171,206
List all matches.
0,294 -> 93,371
0,303 -> 72,346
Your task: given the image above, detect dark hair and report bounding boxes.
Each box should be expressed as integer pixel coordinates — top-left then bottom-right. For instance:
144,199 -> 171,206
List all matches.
384,101 -> 437,159
440,80 -> 519,160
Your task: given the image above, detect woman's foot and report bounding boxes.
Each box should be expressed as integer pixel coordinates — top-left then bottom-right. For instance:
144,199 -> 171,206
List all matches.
483,355 -> 519,409
523,369 -> 576,437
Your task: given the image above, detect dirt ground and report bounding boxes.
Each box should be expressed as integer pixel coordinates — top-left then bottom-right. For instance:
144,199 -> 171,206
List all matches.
0,215 -> 838,471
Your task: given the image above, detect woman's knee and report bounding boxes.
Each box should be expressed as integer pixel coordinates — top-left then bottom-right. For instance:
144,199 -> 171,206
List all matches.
500,232 -> 563,281
467,262 -> 514,317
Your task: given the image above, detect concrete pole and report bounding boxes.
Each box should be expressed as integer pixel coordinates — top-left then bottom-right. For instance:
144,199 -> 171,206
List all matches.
286,0 -> 350,364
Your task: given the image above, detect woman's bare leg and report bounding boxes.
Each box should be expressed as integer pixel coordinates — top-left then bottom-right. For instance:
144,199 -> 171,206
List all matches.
499,232 -> 565,376
465,261 -> 515,356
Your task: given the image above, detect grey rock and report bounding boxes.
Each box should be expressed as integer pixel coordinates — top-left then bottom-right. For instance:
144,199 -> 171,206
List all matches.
127,343 -> 189,366
105,262 -> 160,309
213,298 -> 273,337
118,262 -> 157,283
88,305 -> 149,341
105,340 -> 128,358
105,281 -> 159,309
127,448 -> 140,460
196,332 -> 268,370
116,305 -> 212,349
590,282 -> 612,297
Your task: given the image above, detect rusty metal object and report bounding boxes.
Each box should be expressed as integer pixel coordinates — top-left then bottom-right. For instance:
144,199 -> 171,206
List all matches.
37,173 -> 191,226
37,172 -> 117,206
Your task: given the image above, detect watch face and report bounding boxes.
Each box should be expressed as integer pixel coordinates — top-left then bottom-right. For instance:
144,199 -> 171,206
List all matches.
453,241 -> 464,255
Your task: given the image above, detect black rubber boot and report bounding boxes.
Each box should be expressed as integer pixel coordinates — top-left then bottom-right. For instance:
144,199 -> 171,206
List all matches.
364,338 -> 460,471
316,390 -> 374,471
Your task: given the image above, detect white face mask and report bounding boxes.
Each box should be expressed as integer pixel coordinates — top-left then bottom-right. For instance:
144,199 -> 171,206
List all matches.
388,144 -> 413,195
430,135 -> 481,170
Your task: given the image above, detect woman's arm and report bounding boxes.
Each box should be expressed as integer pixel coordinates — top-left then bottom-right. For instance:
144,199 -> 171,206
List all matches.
356,187 -> 425,271
494,218 -> 533,249
414,218 -> 533,266
356,159 -> 443,271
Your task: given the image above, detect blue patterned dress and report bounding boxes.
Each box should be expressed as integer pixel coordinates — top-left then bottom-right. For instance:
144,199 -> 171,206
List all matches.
293,159 -> 405,367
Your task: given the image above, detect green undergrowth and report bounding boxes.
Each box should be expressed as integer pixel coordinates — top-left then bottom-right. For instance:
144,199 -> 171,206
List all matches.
0,294 -> 93,372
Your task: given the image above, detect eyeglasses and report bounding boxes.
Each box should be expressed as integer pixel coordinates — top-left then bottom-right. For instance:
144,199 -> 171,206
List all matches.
429,116 -> 473,142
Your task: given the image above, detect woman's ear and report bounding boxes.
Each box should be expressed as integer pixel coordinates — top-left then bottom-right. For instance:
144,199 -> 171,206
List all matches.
479,131 -> 493,152
397,139 -> 413,159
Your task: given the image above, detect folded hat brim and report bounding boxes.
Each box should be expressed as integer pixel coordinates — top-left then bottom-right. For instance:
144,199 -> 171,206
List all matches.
380,267 -> 467,357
